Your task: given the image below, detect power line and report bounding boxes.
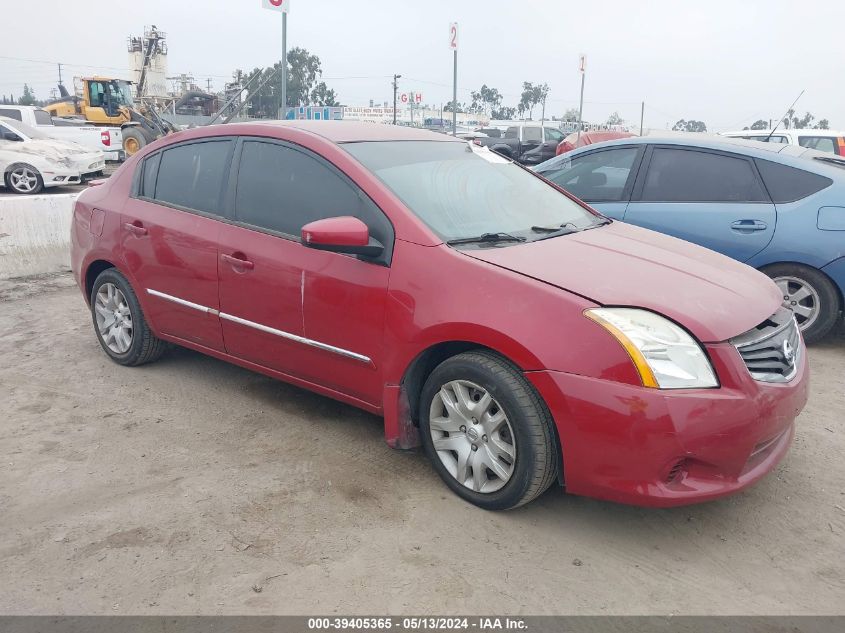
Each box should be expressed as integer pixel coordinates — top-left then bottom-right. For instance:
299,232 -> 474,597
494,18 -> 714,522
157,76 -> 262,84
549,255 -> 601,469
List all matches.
322,75 -> 393,81
0,54 -> 127,73
0,54 -> 234,80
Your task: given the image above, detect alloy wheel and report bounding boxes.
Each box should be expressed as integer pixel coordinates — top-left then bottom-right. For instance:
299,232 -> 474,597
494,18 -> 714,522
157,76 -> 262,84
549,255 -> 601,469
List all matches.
775,276 -> 819,332
94,283 -> 133,354
428,380 -> 516,493
9,167 -> 39,193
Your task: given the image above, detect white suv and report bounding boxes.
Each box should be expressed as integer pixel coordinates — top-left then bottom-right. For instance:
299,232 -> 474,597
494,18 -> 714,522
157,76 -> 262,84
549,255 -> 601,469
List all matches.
721,129 -> 845,155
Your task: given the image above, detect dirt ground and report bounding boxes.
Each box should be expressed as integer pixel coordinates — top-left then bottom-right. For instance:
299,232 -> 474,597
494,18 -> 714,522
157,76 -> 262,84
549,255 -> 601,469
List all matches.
0,272 -> 843,615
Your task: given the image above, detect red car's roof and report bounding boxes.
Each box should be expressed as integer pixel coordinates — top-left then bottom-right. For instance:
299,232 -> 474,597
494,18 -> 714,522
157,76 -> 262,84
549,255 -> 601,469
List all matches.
248,120 -> 461,143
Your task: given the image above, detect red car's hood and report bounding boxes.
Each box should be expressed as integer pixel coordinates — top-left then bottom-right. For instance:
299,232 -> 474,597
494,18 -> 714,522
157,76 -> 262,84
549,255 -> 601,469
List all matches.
463,221 -> 782,343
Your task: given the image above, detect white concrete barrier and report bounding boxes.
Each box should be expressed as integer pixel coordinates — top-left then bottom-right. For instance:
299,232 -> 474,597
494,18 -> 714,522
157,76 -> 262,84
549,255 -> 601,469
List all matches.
0,193 -> 78,279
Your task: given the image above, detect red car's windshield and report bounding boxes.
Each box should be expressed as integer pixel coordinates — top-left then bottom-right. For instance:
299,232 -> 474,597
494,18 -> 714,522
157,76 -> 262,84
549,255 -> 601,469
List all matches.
344,140 -> 601,242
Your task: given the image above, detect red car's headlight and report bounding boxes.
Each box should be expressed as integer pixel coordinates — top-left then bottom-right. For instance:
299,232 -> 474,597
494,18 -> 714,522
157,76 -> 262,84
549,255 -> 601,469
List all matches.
585,308 -> 718,389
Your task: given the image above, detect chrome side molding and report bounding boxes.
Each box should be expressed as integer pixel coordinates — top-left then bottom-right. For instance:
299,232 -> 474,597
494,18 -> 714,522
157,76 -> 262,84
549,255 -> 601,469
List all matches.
146,288 -> 371,364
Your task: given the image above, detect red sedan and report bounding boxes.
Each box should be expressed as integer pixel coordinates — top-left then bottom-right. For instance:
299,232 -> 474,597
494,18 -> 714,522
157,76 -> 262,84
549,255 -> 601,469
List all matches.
556,130 -> 634,155
71,121 -> 808,510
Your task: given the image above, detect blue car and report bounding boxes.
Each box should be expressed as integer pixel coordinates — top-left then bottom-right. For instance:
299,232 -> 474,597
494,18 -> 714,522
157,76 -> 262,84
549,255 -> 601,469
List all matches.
535,136 -> 845,342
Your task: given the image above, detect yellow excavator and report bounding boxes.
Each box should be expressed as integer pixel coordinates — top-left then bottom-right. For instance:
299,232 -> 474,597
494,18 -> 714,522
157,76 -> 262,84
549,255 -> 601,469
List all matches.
45,76 -> 175,155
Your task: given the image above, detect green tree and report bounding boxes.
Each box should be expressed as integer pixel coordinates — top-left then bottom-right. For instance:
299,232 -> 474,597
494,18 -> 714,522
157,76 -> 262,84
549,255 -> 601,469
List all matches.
750,119 -> 769,130
310,82 -> 339,106
561,108 -> 580,122
466,94 -> 484,115
443,100 -> 465,113
606,111 -> 624,126
782,110 -> 830,130
237,47 -> 339,118
286,47 -> 322,106
536,83 -> 550,121
672,119 -> 707,133
491,106 -> 515,120
518,82 -> 548,119
470,84 -> 503,116
18,84 -> 36,106
517,82 -> 532,118
784,110 -> 830,129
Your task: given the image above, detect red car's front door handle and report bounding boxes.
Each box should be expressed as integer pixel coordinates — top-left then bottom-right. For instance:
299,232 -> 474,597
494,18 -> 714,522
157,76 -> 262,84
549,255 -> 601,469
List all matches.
221,253 -> 255,270
124,222 -> 148,237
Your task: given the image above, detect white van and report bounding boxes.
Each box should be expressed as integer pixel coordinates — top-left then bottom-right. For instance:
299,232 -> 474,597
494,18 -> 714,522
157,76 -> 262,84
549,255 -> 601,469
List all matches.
721,129 -> 845,156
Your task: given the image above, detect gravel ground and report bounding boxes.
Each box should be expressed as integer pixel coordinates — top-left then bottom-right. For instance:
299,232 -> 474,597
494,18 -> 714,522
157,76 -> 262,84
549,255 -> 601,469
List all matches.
0,272 -> 843,615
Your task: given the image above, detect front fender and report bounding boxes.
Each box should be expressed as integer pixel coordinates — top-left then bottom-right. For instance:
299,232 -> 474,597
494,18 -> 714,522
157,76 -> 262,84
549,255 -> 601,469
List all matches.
382,240 -> 642,387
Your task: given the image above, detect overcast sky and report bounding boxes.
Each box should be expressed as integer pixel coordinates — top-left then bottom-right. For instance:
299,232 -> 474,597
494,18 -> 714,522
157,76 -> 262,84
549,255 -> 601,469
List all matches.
2,0 -> 843,131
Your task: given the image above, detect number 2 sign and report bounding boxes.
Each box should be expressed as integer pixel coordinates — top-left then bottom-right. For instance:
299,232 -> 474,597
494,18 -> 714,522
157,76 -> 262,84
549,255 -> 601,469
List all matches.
449,22 -> 458,50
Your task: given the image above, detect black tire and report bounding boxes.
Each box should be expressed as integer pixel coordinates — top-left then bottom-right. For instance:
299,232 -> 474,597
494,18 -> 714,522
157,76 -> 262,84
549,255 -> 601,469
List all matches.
762,263 -> 841,344
90,268 -> 167,366
419,350 -> 557,510
4,163 -> 44,195
122,127 -> 147,156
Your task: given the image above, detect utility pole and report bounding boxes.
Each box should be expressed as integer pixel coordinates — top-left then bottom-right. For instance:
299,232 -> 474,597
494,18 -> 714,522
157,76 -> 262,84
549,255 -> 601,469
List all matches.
207,78 -> 213,92
261,1 -> 290,119
57,63 -> 63,87
540,92 -> 547,128
452,48 -> 458,135
577,54 -> 586,145
640,101 -> 645,136
392,74 -> 401,124
449,23 -> 458,136
281,10 -> 287,120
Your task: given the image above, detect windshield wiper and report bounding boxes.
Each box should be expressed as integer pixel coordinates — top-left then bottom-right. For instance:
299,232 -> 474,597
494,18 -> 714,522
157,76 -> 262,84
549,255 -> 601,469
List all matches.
531,223 -> 582,241
813,156 -> 845,170
447,232 -> 527,246
582,218 -> 612,230
531,222 -> 579,233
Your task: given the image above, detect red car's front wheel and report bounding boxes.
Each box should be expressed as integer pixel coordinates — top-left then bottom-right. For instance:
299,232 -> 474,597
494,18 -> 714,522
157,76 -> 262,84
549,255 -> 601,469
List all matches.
419,350 -> 558,510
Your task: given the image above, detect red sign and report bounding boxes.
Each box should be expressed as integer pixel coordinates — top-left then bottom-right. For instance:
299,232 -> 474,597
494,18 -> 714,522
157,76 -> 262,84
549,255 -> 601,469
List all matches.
449,23 -> 458,50
262,0 -> 289,13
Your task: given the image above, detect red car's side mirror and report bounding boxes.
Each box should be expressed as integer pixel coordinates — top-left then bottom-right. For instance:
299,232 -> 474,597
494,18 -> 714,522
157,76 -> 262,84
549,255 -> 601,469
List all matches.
301,216 -> 384,258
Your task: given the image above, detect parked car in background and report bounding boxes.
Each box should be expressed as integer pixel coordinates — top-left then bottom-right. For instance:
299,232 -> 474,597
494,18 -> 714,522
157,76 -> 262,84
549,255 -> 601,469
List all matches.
0,105 -> 124,162
1,116 -> 105,194
556,130 -> 635,155
536,136 -> 845,342
456,130 -> 488,141
473,123 -> 565,164
71,121 -> 807,510
722,129 -> 845,155
474,127 -> 505,138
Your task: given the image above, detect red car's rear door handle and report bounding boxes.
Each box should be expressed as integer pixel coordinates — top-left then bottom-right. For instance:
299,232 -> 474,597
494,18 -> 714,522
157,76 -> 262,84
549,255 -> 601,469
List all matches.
124,222 -> 148,237
221,253 -> 255,270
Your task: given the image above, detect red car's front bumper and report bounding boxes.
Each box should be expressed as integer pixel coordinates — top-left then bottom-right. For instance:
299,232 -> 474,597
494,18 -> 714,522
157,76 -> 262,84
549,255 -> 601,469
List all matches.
528,342 -> 809,507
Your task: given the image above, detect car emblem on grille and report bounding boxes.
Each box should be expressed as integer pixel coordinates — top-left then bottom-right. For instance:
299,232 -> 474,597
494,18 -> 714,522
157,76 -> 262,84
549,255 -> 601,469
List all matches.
782,340 -> 795,365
